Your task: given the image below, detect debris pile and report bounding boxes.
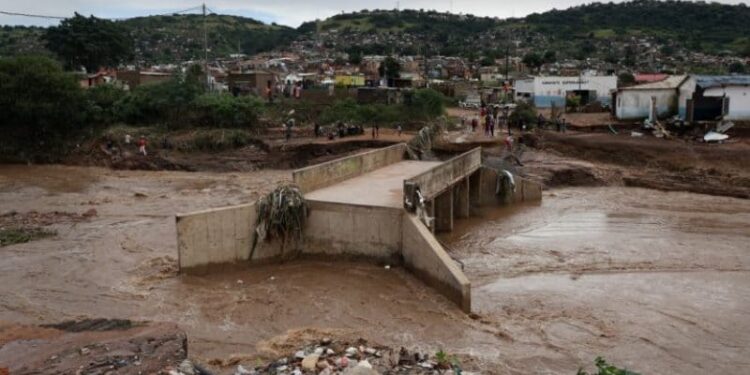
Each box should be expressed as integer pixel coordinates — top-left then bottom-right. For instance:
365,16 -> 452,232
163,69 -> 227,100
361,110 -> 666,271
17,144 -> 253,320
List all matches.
227,339 -> 468,375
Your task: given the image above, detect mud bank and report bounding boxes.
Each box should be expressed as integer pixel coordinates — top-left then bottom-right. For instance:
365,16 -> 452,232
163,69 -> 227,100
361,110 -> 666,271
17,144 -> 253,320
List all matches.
531,131 -> 750,198
0,319 -> 187,374
1,166 -> 748,374
67,129 -> 410,173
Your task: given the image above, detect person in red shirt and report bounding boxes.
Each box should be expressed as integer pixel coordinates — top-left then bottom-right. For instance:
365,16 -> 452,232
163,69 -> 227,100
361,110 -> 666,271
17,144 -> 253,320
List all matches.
138,136 -> 147,156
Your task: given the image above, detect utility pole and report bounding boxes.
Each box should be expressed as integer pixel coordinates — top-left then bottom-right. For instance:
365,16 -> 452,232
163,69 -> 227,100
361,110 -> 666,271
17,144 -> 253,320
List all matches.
505,30 -> 510,82
203,3 -> 210,90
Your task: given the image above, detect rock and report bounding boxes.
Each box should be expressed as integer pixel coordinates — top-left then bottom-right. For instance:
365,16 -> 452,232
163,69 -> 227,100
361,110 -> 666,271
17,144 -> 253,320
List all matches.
276,365 -> 288,372
301,354 -> 320,371
345,347 -> 358,357
314,347 -> 324,355
79,347 -> 90,355
177,360 -> 196,375
326,348 -> 335,356
364,348 -> 377,355
342,362 -> 379,375
320,337 -> 332,345
317,360 -> 329,370
134,192 -> 148,198
319,368 -> 332,375
358,359 -> 373,369
235,365 -> 252,375
291,369 -> 302,375
335,356 -> 349,368
294,350 -> 306,359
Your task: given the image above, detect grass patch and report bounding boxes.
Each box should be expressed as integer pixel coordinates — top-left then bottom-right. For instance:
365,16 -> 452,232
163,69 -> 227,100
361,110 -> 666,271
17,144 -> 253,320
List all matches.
0,227 -> 56,247
593,29 -> 616,38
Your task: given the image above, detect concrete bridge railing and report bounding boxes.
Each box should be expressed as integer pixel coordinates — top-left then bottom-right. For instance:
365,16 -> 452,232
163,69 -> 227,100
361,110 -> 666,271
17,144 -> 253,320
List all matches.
293,143 -> 407,193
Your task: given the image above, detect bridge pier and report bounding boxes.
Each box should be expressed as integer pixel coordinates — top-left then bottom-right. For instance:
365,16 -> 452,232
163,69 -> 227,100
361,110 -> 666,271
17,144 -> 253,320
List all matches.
454,177 -> 470,219
433,187 -> 453,232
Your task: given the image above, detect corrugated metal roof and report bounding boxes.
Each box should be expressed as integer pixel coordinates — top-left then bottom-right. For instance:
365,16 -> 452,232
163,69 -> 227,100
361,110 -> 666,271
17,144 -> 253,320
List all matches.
695,75 -> 750,89
634,73 -> 668,83
620,75 -> 687,90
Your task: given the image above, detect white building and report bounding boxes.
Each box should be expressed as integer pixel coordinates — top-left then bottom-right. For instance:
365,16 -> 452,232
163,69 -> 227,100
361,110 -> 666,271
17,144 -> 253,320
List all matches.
514,75 -> 617,108
678,75 -> 750,121
614,75 -> 688,120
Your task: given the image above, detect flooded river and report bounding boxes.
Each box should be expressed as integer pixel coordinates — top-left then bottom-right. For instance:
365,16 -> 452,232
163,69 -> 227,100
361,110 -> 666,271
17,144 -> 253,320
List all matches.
0,166 -> 748,374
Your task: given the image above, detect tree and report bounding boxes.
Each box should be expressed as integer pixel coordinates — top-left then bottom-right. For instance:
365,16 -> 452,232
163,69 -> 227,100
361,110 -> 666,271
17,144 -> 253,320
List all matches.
409,89 -> 444,119
348,51 -> 363,65
0,56 -> 89,161
378,56 -> 401,80
479,56 -> 495,67
44,13 -> 133,72
618,72 -> 636,85
522,52 -> 543,73
728,62 -> 746,74
542,50 -> 557,64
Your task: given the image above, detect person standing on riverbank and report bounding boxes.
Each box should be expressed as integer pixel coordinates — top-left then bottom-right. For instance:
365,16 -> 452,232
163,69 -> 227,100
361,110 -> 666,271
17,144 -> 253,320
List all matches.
137,136 -> 147,156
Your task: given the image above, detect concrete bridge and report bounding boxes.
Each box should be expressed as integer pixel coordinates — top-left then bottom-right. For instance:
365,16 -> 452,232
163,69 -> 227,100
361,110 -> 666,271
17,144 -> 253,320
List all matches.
175,143 -> 542,313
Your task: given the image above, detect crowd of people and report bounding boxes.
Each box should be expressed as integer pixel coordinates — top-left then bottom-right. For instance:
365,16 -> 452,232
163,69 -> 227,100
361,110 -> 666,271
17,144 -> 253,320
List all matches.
462,104 -> 570,152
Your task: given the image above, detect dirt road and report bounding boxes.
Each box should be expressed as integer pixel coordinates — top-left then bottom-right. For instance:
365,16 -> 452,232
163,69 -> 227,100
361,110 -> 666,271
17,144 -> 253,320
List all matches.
1,164 -> 748,374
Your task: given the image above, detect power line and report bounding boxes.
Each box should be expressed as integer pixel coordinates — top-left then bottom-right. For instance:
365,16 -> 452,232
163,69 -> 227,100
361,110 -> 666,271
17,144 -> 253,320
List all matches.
0,5 -> 211,21
0,10 -> 66,20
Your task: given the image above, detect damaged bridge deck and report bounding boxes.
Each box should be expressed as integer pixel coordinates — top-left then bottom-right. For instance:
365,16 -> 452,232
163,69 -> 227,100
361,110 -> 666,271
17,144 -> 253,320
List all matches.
176,143 -> 542,313
304,160 -> 442,208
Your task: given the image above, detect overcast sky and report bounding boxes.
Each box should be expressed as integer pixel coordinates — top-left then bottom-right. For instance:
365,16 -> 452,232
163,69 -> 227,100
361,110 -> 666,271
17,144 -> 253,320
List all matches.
1,0 -> 747,28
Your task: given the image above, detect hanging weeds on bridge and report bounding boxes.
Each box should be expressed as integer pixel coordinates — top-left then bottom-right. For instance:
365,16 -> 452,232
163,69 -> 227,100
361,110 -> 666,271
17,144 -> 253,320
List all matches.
250,184 -> 308,259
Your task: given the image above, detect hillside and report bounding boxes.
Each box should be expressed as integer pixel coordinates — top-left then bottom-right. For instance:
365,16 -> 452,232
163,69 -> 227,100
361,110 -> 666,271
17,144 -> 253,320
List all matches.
524,0 -> 750,54
1,0 -> 749,66
0,14 -> 297,63
300,0 -> 750,63
123,14 -> 297,62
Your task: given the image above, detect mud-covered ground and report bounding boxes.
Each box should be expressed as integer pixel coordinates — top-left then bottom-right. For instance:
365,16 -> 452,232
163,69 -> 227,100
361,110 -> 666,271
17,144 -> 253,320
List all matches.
1,158 -> 748,374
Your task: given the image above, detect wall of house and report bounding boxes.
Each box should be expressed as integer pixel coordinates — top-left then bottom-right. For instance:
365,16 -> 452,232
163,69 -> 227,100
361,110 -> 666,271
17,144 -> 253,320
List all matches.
293,143 -> 407,193
704,86 -> 750,120
678,76 -> 696,119
616,89 -> 678,120
529,76 -> 617,108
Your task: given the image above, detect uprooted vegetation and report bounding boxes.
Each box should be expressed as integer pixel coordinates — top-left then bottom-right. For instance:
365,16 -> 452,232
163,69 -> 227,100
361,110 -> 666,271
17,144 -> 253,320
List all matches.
0,210 -> 96,246
0,227 -> 55,247
251,185 -> 309,259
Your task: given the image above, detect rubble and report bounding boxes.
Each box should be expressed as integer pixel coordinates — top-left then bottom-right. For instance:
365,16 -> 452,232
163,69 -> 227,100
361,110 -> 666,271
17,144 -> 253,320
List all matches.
227,339 -> 466,375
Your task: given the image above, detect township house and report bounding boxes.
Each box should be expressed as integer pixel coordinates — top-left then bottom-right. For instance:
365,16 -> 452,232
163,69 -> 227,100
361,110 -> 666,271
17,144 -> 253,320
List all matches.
678,75 -> 750,121
615,75 -> 750,121
514,75 -> 617,108
614,75 -> 688,120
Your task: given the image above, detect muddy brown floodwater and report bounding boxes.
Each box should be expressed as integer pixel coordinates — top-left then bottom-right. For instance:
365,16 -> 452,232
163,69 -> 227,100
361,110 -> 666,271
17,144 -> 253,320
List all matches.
440,187 -> 750,374
1,165 -> 749,374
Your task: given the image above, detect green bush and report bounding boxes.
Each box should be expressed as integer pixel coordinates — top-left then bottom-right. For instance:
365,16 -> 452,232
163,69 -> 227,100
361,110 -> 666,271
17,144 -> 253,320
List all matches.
115,69 -> 204,125
191,93 -> 264,128
407,88 -> 445,120
577,357 -> 640,375
509,101 -> 538,128
86,84 -> 127,125
0,56 -> 89,161
318,89 -> 445,125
